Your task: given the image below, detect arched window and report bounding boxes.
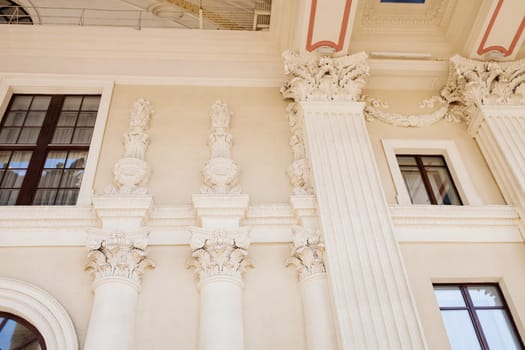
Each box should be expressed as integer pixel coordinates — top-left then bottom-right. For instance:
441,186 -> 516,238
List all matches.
0,311 -> 46,349
0,0 -> 32,24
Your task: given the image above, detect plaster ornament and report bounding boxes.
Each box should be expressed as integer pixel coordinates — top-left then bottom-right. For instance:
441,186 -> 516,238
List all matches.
108,98 -> 154,194
281,50 -> 369,102
188,228 -> 252,282
441,55 -> 525,123
286,103 -> 314,194
364,95 -> 461,127
85,230 -> 155,286
201,100 -> 241,194
287,226 -> 326,281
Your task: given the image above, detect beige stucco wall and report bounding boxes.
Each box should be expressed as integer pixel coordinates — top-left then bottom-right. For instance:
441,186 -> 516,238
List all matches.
400,242 -> 525,349
365,90 -> 505,205
94,85 -> 292,205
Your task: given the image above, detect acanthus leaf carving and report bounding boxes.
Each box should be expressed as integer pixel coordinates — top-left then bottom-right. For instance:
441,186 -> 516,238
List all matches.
107,98 -> 155,194
85,229 -> 155,286
287,103 -> 313,195
440,55 -> 525,123
286,226 -> 326,280
201,101 -> 241,194
281,51 -> 369,103
188,227 -> 252,282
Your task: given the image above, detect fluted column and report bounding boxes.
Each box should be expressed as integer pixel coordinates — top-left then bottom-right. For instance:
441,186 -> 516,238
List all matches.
281,51 -> 426,349
287,226 -> 337,350
84,231 -> 154,350
442,55 -> 525,236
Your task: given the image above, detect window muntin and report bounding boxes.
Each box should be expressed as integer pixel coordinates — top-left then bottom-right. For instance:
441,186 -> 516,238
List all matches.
434,284 -> 524,350
0,311 -> 46,350
397,155 -> 462,205
0,94 -> 100,205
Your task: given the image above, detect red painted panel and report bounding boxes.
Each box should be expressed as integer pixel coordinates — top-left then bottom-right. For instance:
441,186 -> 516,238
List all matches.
306,0 -> 353,52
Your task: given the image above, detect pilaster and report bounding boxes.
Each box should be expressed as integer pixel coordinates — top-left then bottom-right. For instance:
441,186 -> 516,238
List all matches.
282,51 -> 427,349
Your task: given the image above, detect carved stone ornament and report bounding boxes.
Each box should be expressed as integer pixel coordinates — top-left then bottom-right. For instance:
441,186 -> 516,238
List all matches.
286,103 -> 313,194
188,227 -> 252,282
85,230 -> 155,286
281,50 -> 369,102
201,101 -> 241,194
364,95 -> 461,127
441,55 -> 525,123
107,98 -> 155,194
286,226 -> 326,281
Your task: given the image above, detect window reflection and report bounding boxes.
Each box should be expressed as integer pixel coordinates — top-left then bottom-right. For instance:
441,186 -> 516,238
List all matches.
0,312 -> 45,350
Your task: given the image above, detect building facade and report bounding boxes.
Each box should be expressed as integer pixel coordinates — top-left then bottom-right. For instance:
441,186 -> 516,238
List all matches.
1,0 -> 525,349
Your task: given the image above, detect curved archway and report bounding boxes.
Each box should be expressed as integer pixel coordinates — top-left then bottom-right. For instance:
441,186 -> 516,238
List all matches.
0,278 -> 78,350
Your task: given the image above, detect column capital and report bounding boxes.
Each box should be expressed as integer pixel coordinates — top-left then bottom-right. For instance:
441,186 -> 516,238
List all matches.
281,50 -> 369,103
85,229 -> 155,289
287,226 -> 326,281
188,227 -> 252,283
441,55 -> 525,123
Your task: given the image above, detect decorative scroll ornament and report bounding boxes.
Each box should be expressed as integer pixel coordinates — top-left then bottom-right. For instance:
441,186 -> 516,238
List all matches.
286,226 -> 326,280
85,230 -> 155,286
108,98 -> 155,194
441,55 -> 525,123
364,95 -> 461,127
287,103 -> 313,194
201,101 -> 241,194
188,228 -> 252,282
281,50 -> 369,102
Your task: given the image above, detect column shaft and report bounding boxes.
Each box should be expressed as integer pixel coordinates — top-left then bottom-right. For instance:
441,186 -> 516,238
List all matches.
301,101 -> 425,349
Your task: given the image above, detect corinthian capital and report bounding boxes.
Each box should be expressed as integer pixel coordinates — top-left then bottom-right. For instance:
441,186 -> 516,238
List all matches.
188,227 -> 252,282
287,226 -> 326,280
281,50 -> 369,102
441,55 -> 525,121
85,230 -> 155,287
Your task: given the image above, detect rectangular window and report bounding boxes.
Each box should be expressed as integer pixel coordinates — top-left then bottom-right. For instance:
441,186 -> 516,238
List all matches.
396,155 -> 462,205
0,94 -> 101,205
434,284 -> 524,350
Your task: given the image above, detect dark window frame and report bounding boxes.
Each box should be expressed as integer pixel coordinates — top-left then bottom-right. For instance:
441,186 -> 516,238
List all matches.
0,94 -> 99,205
397,154 -> 463,205
434,283 -> 525,350
0,311 -> 46,350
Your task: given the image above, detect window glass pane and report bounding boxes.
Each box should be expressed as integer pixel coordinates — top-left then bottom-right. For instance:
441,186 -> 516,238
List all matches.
8,151 -> 32,168
427,167 -> 461,205
81,96 -> 101,111
60,169 -> 83,187
467,286 -> 503,307
62,96 -> 82,111
17,128 -> 40,144
51,127 -> 73,144
55,189 -> 79,205
38,169 -> 62,188
65,151 -> 87,169
0,189 -> 18,205
72,128 -> 93,144
1,170 -> 26,188
24,111 -> 46,127
77,112 -> 97,127
477,310 -> 522,350
0,313 -> 44,350
396,155 -> 417,166
400,168 -> 431,204
0,127 -> 20,143
29,96 -> 51,110
4,111 -> 25,126
57,112 -> 78,127
11,95 -> 32,110
441,310 -> 482,350
0,151 -> 10,168
421,156 -> 445,166
43,151 -> 67,169
32,189 -> 57,205
434,286 -> 465,307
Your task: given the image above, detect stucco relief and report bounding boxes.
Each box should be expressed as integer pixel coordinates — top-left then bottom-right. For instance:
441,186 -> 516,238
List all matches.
188,227 -> 252,282
85,230 -> 154,286
441,55 -> 525,122
201,100 -> 241,194
108,98 -> 155,194
287,103 -> 313,195
281,50 -> 369,102
287,226 -> 326,281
